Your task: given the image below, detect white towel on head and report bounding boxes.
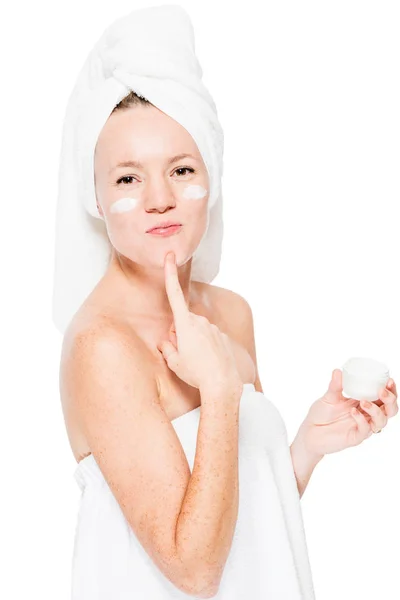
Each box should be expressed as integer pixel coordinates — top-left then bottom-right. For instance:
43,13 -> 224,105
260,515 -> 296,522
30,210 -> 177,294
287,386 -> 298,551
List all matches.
52,3 -> 224,335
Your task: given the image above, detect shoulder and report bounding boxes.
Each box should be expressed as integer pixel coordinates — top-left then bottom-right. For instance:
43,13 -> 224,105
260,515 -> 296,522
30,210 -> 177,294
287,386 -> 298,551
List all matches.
60,315 -> 154,390
200,281 -> 256,362
199,282 -> 254,330
199,282 -> 263,392
60,316 -> 160,464
60,316 -> 159,427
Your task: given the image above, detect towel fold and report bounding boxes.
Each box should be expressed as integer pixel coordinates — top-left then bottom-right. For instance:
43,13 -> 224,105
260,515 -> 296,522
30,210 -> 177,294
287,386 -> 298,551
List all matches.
52,4 -> 224,335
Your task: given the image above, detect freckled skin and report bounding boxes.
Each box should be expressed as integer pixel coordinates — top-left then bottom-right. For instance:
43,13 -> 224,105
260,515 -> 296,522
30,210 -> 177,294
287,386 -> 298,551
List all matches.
72,104 -> 237,596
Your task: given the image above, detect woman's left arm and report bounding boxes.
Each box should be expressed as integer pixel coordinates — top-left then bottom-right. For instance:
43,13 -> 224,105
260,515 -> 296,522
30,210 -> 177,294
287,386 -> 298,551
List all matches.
289,428 -> 324,499
232,292 -> 398,499
289,374 -> 398,499
232,292 -> 323,498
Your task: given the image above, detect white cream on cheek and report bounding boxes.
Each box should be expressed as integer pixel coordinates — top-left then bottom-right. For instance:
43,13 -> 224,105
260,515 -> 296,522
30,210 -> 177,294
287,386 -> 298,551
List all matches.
182,184 -> 207,200
109,197 -> 140,214
108,185 -> 207,215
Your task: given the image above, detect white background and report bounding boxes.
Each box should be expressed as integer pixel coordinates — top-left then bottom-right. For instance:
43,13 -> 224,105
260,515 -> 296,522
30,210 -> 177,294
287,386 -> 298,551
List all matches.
1,0 -> 399,598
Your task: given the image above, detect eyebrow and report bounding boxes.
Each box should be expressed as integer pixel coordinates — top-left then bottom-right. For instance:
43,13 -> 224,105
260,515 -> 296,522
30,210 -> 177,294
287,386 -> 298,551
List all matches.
109,153 -> 198,174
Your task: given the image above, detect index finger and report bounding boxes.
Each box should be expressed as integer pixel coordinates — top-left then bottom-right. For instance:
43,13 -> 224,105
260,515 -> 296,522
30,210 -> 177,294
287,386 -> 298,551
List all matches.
164,252 -> 189,328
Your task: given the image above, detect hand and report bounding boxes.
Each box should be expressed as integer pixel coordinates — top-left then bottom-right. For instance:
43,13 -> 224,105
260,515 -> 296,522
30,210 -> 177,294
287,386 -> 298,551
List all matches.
297,369 -> 398,457
157,251 -> 242,392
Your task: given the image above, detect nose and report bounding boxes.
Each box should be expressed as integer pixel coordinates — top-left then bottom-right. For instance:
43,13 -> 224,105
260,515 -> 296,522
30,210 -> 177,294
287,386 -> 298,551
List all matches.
144,177 -> 177,213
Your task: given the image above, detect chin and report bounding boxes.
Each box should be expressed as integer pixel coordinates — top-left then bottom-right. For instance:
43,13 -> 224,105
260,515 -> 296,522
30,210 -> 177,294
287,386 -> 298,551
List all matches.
161,246 -> 193,268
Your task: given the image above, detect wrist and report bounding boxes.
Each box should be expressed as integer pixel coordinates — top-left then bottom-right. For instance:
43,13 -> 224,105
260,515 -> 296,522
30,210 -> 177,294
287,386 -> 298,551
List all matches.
199,379 -> 243,403
292,424 -> 324,465
290,426 -> 324,499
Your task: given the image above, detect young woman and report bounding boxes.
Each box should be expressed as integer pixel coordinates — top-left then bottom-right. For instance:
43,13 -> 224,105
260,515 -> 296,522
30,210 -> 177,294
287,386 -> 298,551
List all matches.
54,7 -> 398,600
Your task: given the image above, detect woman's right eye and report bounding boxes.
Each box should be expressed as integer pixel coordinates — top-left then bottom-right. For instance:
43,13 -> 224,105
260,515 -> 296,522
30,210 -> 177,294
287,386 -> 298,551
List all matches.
116,176 -> 137,185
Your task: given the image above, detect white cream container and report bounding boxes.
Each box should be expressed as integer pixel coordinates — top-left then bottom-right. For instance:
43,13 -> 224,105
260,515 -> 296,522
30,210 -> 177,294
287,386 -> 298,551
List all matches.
342,356 -> 390,401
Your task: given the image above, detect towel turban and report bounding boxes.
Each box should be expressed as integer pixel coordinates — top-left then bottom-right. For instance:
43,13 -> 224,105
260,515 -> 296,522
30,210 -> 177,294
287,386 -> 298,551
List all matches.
52,4 -> 224,335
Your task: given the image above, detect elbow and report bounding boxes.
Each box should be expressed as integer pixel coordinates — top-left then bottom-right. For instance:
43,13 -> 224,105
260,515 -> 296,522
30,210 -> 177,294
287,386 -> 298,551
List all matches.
178,567 -> 221,598
199,585 -> 220,598
170,545 -> 222,597
165,565 -> 221,598
195,587 -> 220,598
180,580 -> 220,599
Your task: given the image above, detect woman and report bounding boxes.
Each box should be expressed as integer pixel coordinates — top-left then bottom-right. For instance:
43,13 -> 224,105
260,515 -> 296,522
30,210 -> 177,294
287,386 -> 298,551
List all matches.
54,6 -> 398,600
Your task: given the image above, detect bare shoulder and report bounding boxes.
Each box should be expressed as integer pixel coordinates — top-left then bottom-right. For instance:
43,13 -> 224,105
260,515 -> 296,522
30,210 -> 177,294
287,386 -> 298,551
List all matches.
60,318 -> 215,594
61,315 -> 143,380
59,316 -> 158,461
199,282 -> 254,337
61,316 -> 156,405
196,282 -> 258,386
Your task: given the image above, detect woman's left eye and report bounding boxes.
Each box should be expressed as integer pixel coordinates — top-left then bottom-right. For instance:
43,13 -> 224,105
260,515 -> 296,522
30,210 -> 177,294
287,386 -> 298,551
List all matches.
174,167 -> 195,176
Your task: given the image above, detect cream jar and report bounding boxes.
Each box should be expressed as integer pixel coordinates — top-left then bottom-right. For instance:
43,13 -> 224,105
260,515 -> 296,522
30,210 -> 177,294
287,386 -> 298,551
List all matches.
342,356 -> 390,401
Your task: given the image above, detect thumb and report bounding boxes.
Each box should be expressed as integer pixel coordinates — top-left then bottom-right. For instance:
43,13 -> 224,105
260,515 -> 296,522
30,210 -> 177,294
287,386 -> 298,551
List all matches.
167,319 -> 177,348
157,340 -> 179,371
169,329 -> 177,348
324,368 -> 344,403
329,368 -> 343,392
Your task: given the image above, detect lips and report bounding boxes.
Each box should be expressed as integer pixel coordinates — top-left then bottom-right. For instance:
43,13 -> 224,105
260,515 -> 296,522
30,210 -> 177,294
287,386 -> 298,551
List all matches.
146,221 -> 182,233
147,224 -> 182,236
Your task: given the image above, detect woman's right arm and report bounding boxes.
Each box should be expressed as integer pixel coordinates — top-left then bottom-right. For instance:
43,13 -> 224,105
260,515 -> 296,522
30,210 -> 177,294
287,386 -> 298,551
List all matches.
62,325 -> 242,598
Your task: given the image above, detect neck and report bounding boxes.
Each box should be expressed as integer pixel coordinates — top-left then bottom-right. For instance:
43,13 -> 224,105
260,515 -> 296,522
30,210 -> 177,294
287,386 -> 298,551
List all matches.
105,249 -> 194,322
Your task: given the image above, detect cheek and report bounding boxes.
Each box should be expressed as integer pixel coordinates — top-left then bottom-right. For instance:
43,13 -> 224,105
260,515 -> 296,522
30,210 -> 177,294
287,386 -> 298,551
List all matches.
109,197 -> 140,214
104,197 -> 141,251
181,184 -> 208,201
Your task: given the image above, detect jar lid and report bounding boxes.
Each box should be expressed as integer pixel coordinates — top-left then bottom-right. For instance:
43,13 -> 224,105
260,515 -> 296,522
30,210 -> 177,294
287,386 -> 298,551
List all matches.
342,356 -> 389,379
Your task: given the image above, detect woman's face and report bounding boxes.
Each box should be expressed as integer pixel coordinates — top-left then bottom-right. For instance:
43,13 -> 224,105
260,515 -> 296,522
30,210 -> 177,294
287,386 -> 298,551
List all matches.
94,104 -> 210,270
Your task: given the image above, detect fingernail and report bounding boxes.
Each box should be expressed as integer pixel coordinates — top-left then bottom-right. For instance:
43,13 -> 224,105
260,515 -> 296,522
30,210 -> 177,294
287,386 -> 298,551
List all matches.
387,379 -> 393,388
362,400 -> 372,408
382,389 -> 388,397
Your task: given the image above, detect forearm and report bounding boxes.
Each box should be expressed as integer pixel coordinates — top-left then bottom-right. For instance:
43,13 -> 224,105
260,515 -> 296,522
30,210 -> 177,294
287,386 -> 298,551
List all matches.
290,429 -> 324,499
175,382 -> 242,593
